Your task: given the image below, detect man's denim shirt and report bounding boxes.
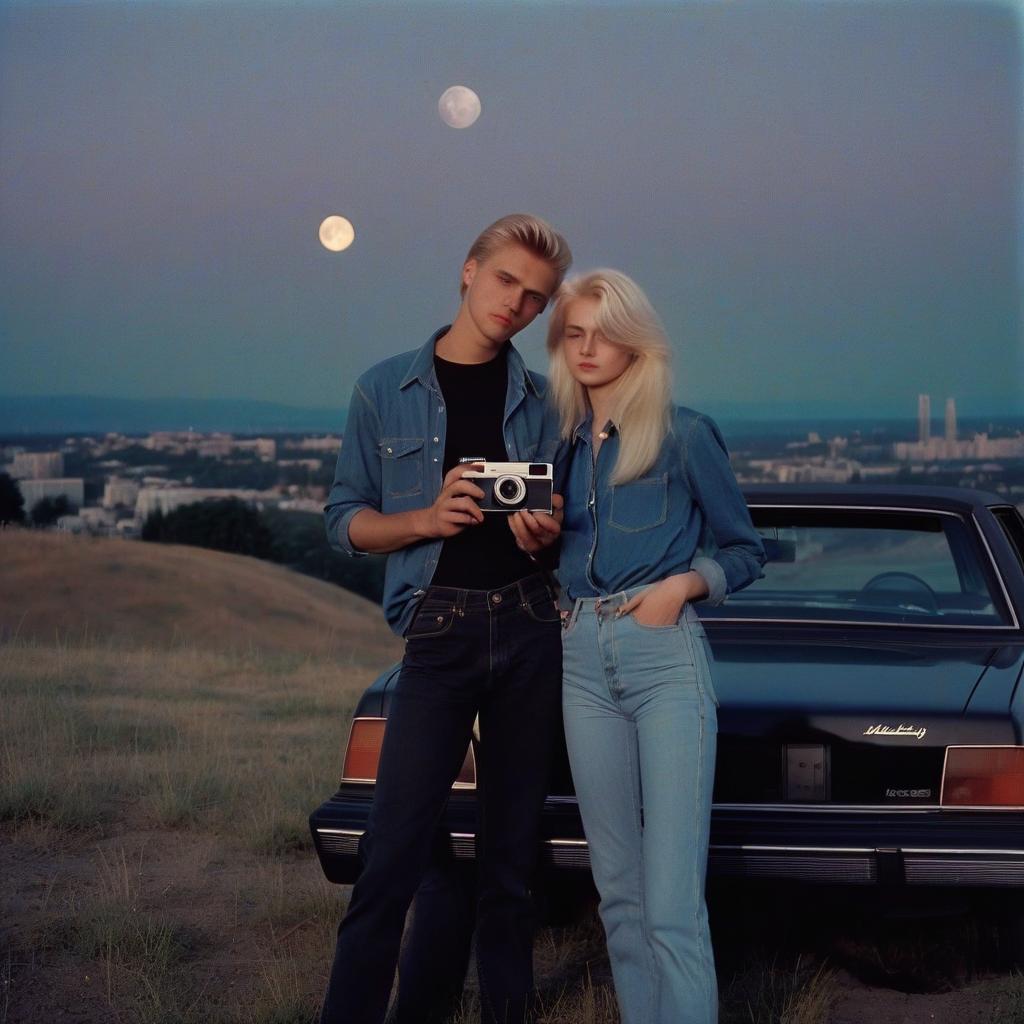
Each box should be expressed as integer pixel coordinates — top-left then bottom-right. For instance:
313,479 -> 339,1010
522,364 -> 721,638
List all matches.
557,406 -> 766,605
325,328 -> 563,636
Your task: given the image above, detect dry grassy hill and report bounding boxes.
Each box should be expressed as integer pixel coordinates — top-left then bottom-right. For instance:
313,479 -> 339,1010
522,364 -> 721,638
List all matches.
0,529 -> 401,663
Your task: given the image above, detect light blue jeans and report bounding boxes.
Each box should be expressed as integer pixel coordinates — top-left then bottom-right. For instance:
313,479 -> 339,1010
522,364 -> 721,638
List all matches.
562,589 -> 718,1024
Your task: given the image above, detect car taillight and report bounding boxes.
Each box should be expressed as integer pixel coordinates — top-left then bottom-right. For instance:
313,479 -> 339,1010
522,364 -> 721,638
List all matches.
941,746 -> 1024,808
341,716 -> 477,789
343,718 -> 387,782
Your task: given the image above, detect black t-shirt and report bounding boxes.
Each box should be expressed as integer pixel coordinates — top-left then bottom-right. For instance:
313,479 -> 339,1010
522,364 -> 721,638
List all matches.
431,346 -> 536,589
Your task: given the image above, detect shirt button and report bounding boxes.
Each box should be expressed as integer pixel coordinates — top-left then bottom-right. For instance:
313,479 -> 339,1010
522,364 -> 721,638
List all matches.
386,447 -> 393,454
433,457 -> 439,463
433,437 -> 439,443
491,593 -> 502,605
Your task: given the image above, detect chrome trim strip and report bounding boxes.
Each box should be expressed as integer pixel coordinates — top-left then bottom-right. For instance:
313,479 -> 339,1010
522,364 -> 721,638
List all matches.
710,844 -> 873,853
902,848 -> 1024,856
554,800 -> 1021,813
745,505 -> 966,520
315,828 -> 591,849
316,830 -> 1024,860
711,803 -> 940,813
702,617 -> 1015,631
553,801 -> 1021,813
933,806 -> 1024,812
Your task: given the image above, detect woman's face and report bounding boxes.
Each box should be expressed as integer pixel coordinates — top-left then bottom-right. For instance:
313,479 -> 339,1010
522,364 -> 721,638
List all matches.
560,297 -> 634,393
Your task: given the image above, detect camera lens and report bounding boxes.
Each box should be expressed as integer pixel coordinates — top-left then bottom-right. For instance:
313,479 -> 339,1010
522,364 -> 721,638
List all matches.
494,475 -> 526,506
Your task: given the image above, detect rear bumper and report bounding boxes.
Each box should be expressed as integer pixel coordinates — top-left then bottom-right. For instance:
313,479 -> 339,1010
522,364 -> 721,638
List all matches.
310,790 -> 1024,887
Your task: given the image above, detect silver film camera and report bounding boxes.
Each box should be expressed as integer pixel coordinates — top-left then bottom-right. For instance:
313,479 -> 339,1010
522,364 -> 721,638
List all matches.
460,461 -> 554,514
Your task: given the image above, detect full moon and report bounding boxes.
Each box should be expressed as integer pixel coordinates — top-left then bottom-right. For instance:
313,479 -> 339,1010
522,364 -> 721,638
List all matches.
438,85 -> 482,129
318,215 -> 355,252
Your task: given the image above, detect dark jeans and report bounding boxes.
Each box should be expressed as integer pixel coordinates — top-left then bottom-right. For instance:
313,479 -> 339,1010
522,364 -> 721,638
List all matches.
320,573 -> 563,1024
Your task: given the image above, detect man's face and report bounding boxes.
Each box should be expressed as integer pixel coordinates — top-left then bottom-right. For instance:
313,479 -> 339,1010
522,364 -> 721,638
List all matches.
460,243 -> 559,348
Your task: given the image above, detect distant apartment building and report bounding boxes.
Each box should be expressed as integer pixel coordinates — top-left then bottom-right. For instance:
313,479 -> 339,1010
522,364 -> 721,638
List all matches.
145,431 -> 197,454
918,394 -> 931,444
287,436 -> 342,452
191,435 -> 276,460
945,397 -> 957,444
19,478 -> 84,510
775,458 -> 863,484
103,477 -> 141,509
741,457 -> 863,484
277,498 -> 325,514
197,435 -> 234,457
11,451 -> 64,479
233,438 -> 277,461
134,486 -> 276,521
894,433 -> 1024,462
61,507 -> 119,535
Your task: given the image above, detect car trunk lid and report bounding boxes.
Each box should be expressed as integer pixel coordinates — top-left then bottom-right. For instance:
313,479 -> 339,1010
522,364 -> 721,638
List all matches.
709,630 -> 1018,806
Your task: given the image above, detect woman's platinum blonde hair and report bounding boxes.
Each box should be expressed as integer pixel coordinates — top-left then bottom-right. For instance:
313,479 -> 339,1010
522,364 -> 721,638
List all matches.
460,214 -> 573,296
546,269 -> 672,485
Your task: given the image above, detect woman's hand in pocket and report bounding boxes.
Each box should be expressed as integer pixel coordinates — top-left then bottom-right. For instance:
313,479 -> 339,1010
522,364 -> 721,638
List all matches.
618,571 -> 708,627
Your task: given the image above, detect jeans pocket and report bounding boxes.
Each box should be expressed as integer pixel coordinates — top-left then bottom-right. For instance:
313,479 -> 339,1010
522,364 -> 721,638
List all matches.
405,608 -> 457,640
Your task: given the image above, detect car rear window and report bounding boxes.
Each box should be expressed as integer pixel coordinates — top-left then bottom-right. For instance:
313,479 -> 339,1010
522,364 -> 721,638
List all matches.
703,508 -> 1012,626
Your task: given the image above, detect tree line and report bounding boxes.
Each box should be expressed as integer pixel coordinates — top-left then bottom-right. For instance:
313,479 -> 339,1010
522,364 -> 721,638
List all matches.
142,498 -> 385,603
0,472 -> 384,603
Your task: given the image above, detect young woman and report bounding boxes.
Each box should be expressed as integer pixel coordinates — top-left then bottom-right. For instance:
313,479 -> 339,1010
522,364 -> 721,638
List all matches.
546,270 -> 765,1024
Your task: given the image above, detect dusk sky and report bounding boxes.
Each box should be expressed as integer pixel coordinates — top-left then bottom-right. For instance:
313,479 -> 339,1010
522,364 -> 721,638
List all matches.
1,0 -> 1021,422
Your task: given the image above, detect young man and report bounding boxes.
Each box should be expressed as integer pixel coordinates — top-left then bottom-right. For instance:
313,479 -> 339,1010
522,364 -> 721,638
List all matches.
321,214 -> 572,1024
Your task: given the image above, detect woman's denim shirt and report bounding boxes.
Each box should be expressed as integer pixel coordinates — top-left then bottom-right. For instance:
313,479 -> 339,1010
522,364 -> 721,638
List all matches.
557,406 -> 765,605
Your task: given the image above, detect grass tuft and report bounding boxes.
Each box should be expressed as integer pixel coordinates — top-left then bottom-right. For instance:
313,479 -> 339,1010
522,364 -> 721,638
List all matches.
991,971 -> 1024,1023
721,954 -> 838,1024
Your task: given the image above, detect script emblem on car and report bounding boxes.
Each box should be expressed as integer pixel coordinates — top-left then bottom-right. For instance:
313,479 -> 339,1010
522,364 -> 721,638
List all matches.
863,723 -> 928,740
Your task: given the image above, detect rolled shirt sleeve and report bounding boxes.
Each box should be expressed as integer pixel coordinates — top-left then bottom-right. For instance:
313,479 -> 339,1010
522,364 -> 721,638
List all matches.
682,415 -> 766,605
324,381 -> 382,557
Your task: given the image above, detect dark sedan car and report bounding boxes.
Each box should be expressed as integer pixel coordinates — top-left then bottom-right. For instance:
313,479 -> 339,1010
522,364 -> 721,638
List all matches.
311,486 -> 1024,936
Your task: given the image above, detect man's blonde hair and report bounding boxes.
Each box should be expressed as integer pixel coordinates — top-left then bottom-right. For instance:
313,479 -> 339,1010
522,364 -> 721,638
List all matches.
546,269 -> 672,485
460,214 -> 573,296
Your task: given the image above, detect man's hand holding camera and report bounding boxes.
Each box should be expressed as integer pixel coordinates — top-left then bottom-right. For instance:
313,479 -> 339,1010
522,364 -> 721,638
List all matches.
423,463 -> 487,538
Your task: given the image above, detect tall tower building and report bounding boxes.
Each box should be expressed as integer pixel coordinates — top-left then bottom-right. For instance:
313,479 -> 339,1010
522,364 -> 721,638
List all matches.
918,394 -> 931,444
945,397 -> 957,444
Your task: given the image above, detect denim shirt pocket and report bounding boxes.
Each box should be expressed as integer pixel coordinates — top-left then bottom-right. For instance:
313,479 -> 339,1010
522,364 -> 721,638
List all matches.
380,437 -> 424,499
608,472 -> 668,532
